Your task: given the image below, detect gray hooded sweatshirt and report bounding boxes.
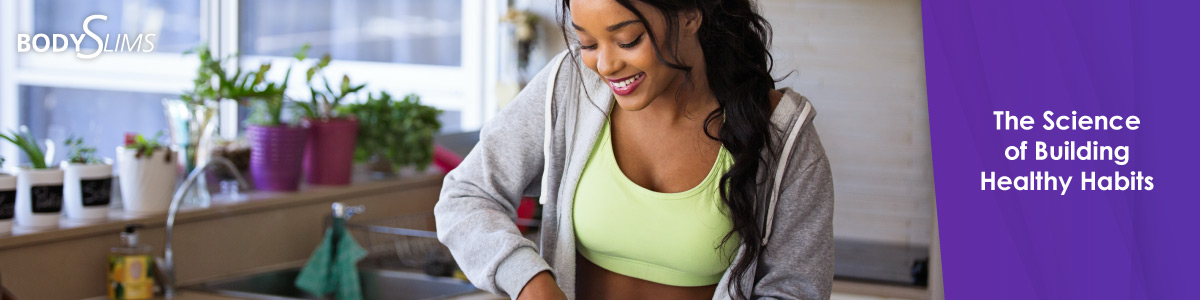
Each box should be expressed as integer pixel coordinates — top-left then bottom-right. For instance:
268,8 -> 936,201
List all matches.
435,51 -> 834,300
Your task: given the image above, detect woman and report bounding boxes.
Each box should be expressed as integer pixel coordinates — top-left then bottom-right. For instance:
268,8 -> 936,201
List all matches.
435,0 -> 833,299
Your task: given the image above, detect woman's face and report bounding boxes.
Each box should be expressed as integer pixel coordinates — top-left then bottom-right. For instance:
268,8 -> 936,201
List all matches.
570,0 -> 686,111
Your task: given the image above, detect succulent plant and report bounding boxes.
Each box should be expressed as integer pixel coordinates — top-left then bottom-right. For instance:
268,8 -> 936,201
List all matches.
0,126 -> 51,169
183,44 -> 294,126
65,135 -> 101,164
125,132 -> 172,163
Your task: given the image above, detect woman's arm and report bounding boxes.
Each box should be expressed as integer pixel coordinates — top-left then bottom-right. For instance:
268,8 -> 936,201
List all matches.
753,122 -> 836,299
435,53 -> 567,298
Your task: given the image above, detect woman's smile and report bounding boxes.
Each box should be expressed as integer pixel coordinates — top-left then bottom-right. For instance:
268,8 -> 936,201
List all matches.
606,72 -> 646,96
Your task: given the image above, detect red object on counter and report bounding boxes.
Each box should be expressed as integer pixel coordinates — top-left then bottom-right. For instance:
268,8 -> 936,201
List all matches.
433,144 -> 464,174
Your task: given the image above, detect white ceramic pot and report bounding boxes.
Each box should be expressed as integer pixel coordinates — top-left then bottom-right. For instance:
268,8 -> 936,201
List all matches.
117,147 -> 178,216
61,160 -> 114,221
0,173 -> 15,233
15,168 -> 65,229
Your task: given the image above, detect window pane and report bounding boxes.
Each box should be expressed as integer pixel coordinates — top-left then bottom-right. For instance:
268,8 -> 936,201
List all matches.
19,86 -> 170,168
33,0 -> 201,53
239,0 -> 462,66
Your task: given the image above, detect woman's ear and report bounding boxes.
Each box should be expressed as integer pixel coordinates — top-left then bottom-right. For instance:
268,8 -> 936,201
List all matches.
680,9 -> 703,36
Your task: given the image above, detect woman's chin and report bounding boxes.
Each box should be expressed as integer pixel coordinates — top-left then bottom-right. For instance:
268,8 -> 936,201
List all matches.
613,95 -> 653,112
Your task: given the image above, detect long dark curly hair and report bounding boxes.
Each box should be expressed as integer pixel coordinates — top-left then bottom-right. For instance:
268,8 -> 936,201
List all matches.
558,0 -> 778,298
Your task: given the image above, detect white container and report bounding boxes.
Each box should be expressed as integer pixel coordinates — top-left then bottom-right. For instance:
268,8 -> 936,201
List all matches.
15,168 -> 65,229
61,160 -> 114,221
0,173 -> 15,233
117,147 -> 178,216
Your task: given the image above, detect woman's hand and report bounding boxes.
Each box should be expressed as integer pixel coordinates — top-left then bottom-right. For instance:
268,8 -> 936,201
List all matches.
517,271 -> 567,300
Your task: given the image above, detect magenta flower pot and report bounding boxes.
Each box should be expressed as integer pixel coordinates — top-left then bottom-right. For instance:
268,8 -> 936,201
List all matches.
302,118 -> 358,186
248,125 -> 310,191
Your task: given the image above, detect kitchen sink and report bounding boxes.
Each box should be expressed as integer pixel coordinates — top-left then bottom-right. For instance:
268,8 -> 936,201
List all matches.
190,268 -> 478,300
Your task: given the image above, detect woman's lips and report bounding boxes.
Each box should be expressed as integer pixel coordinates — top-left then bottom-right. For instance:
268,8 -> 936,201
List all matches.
607,72 -> 645,96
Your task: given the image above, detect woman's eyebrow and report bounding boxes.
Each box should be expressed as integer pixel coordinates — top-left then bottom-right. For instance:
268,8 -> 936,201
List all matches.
571,19 -> 642,32
605,20 -> 642,32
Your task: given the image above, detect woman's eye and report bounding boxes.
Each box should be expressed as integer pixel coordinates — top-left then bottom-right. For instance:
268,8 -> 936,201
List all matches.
580,44 -> 598,50
618,33 -> 644,49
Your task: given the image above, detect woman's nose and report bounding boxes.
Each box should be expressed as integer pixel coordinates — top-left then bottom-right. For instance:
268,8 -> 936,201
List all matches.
596,47 -> 624,77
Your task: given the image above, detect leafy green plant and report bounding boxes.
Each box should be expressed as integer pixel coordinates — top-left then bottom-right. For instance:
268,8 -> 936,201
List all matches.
183,44 -> 294,126
0,127 -> 50,169
125,132 -> 172,162
293,44 -> 366,120
338,92 -> 442,171
64,136 -> 100,164
242,65 -> 292,126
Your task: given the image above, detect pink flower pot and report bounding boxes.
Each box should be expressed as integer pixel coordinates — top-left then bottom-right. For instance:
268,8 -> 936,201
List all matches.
248,125 -> 309,191
302,118 -> 359,185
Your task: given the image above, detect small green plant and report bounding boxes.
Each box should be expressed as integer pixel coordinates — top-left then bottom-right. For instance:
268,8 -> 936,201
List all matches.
294,44 -> 366,120
0,127 -> 50,169
125,132 -> 172,162
64,136 -> 100,164
339,92 -> 442,171
182,45 -> 265,104
183,44 -> 294,126
242,64 -> 292,126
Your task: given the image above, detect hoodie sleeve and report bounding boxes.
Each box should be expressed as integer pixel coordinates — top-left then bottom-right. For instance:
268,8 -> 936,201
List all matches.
753,118 -> 836,299
434,54 -> 564,298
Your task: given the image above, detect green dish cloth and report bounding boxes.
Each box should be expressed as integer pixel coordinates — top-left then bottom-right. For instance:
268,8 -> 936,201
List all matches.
295,218 -> 368,300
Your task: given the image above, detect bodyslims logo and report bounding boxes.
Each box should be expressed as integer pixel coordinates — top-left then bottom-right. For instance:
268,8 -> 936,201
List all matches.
15,15 -> 157,59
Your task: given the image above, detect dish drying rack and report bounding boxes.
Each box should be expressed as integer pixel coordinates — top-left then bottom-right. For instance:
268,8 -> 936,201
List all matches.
343,211 -> 453,272
341,209 -> 542,274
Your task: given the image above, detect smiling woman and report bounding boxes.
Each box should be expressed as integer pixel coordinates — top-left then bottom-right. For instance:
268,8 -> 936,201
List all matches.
434,0 -> 834,299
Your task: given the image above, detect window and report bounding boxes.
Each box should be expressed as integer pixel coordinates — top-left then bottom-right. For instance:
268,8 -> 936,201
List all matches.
33,0 -> 201,53
239,0 -> 463,66
1,0 -> 500,166
20,86 -> 172,165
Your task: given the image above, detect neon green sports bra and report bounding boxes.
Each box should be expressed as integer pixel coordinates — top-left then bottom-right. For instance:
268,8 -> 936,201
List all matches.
572,117 -> 740,287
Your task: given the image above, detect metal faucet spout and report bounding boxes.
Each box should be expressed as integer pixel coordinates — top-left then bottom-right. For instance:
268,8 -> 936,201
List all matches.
161,157 -> 252,298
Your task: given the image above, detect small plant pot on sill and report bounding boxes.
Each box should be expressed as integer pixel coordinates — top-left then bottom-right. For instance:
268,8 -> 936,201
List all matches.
248,124 -> 309,191
302,118 -> 358,186
61,160 -> 113,222
14,167 -> 64,229
0,173 -> 15,233
117,147 -> 177,216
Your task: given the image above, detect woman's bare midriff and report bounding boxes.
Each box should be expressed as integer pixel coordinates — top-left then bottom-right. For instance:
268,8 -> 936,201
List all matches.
575,252 -> 718,300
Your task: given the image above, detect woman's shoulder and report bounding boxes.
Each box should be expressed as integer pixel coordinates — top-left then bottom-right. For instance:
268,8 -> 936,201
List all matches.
767,87 -> 818,145
763,87 -> 828,184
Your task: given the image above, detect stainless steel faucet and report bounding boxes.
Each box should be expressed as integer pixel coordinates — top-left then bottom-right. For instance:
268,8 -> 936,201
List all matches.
160,157 -> 252,298
332,202 -> 366,220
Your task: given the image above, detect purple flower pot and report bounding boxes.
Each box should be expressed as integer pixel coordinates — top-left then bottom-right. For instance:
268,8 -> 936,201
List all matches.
302,118 -> 358,186
248,125 -> 310,191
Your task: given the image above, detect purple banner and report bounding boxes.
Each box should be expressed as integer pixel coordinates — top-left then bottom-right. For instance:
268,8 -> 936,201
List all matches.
923,0 -> 1200,299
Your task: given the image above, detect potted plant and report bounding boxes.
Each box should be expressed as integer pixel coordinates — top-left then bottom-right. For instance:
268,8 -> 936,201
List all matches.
240,60 -> 309,192
187,43 -> 308,192
0,156 -> 15,233
295,45 -> 365,186
339,92 -> 442,178
0,127 -> 63,229
60,136 -> 112,222
117,132 -> 177,216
